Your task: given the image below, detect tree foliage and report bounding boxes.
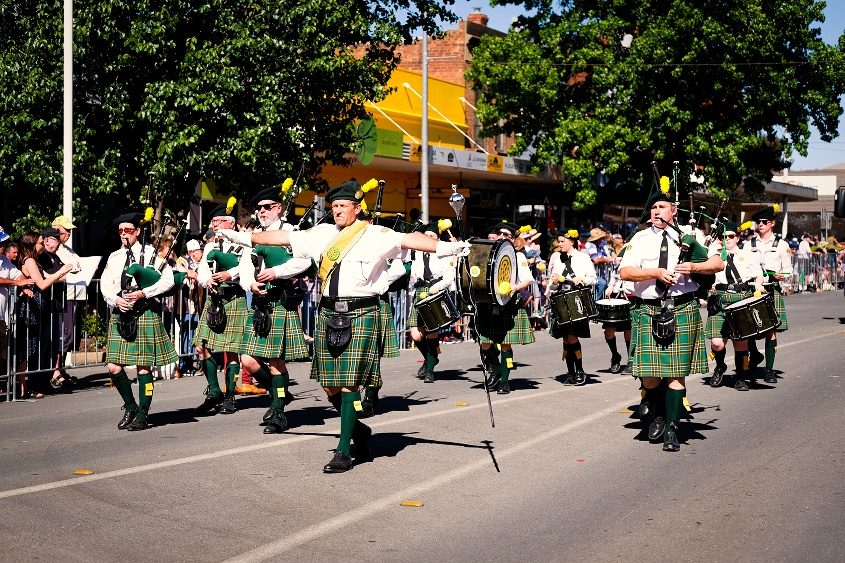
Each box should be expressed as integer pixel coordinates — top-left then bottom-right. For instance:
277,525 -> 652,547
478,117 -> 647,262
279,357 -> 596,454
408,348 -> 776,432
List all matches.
467,0 -> 845,210
0,0 -> 456,236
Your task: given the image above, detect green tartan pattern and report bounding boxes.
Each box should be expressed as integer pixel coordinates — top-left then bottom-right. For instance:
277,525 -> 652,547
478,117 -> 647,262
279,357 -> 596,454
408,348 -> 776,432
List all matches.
771,289 -> 788,331
241,300 -> 309,360
310,304 -> 381,388
106,308 -> 178,367
503,307 -> 535,345
632,298 -> 708,379
193,295 -> 250,353
407,285 -> 430,327
705,290 -> 750,339
628,304 -> 641,370
379,299 -> 400,358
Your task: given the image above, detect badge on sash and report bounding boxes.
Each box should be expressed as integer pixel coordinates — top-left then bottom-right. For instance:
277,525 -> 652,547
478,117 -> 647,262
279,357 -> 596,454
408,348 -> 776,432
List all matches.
326,246 -> 340,261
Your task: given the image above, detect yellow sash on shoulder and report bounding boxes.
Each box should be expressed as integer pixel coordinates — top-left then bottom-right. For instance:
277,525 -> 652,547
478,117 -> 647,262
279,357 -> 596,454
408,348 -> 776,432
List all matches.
318,220 -> 369,294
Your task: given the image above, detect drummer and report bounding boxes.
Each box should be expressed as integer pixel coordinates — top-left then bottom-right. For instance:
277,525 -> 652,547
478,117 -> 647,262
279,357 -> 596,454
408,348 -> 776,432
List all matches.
619,190 -> 723,452
407,222 -> 455,384
546,229 -> 597,385
603,235 -> 633,374
743,205 -> 791,384
705,222 -> 766,391
476,222 -> 535,395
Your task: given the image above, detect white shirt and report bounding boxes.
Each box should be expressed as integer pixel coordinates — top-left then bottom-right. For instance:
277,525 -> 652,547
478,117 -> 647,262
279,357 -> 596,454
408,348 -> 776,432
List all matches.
409,250 -> 451,286
619,226 -> 719,299
797,239 -> 812,259
100,242 -> 175,308
0,255 -> 22,322
546,248 -> 597,295
289,222 -> 406,297
746,234 -> 792,275
197,238 -> 245,288
710,243 -> 765,285
238,222 -> 312,291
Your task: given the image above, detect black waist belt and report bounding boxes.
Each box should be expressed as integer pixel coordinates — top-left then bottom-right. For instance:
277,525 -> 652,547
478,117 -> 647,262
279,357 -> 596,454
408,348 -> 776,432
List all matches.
414,279 -> 440,288
714,283 -> 750,292
264,284 -> 296,301
380,293 -> 389,303
632,292 -> 697,307
217,285 -> 245,300
319,296 -> 379,313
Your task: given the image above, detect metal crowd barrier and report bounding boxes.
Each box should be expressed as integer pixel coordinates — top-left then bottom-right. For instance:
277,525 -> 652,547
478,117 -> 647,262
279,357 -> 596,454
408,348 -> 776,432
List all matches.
787,251 -> 843,294
2,278 -> 418,402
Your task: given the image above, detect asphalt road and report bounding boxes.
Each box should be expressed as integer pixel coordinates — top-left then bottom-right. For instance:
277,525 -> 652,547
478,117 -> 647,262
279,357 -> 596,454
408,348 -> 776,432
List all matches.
1,291 -> 844,562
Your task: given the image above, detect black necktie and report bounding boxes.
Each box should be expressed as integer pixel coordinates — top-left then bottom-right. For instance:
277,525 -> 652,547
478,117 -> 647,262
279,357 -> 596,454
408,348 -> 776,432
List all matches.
328,265 -> 341,297
561,253 -> 574,276
726,254 -> 741,284
423,253 -> 433,281
656,231 -> 669,293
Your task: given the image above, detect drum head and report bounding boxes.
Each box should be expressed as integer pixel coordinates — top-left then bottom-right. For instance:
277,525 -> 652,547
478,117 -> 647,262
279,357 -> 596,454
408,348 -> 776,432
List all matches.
725,294 -> 766,310
596,298 -> 630,307
458,238 -> 517,308
489,239 -> 517,306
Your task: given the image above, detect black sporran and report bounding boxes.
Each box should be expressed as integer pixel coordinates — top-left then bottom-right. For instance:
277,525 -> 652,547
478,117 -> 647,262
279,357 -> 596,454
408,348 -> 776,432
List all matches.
651,306 -> 676,347
706,293 -> 722,315
326,314 -> 352,358
252,302 -> 272,337
207,294 -> 227,333
116,311 -> 138,341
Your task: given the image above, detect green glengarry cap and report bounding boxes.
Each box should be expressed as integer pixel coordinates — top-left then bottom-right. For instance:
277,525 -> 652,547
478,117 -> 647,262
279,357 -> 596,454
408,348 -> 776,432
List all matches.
327,180 -> 363,203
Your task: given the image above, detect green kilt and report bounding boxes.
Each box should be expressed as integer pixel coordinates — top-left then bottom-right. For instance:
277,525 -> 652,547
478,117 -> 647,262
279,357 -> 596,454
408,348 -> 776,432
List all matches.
407,285 -> 429,328
628,304 -> 641,370
705,290 -> 750,339
770,288 -> 788,332
107,307 -> 178,367
310,304 -> 381,388
476,305 -> 534,345
241,299 -> 309,361
193,295 -> 250,353
379,298 -> 400,359
632,298 -> 708,379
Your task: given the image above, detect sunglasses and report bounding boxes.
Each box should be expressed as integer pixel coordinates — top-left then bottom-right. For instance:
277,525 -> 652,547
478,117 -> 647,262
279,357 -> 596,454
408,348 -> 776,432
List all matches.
117,227 -> 137,235
757,219 -> 774,225
256,203 -> 279,211
725,233 -> 738,239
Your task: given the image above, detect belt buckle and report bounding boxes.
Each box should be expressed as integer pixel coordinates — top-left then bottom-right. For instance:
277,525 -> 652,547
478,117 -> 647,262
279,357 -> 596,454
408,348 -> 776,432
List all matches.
334,301 -> 349,313
661,297 -> 675,310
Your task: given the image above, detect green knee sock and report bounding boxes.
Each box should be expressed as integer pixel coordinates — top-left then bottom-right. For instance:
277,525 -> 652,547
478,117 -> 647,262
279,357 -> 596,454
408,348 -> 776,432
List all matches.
203,357 -> 221,396
110,369 -> 137,410
665,388 -> 685,424
137,372 -> 154,413
224,362 -> 239,397
500,349 -> 513,383
252,364 -> 271,389
338,392 -> 362,457
765,338 -> 777,370
424,339 -> 439,372
270,372 -> 289,410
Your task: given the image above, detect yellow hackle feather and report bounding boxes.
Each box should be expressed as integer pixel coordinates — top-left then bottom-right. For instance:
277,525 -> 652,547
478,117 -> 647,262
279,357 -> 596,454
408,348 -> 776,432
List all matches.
361,178 -> 378,193
280,178 -> 294,195
659,176 -> 670,194
225,196 -> 237,214
772,203 -> 779,213
567,229 -> 579,238
740,220 -> 754,231
143,207 -> 154,223
360,199 -> 368,213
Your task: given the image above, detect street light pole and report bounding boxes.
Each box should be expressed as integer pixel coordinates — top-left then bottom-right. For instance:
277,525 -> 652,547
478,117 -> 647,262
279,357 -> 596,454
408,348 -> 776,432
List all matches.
63,0 -> 73,246
421,32 -> 429,224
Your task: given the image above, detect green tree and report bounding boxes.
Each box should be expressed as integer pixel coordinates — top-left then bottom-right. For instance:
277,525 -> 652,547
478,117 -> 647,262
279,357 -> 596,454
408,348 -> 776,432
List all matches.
0,0 -> 457,236
467,0 -> 845,210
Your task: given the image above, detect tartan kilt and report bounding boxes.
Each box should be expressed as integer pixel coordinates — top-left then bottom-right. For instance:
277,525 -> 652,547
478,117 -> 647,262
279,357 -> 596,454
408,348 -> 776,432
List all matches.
771,289 -> 788,332
107,307 -> 178,367
241,300 -> 309,360
193,296 -> 250,353
705,290 -> 750,339
310,304 -> 381,388
379,298 -> 400,358
407,285 -> 429,328
627,304 -> 641,370
632,298 -> 708,379
550,318 -> 591,339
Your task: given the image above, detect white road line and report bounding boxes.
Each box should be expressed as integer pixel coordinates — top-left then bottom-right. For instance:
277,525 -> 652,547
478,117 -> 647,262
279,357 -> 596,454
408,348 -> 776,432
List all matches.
0,328 -> 839,502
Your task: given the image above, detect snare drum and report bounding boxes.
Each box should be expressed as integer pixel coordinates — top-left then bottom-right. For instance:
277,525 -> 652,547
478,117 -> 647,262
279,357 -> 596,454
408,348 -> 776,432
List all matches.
723,293 -> 781,340
548,286 -> 598,325
414,291 -> 460,332
595,298 -> 631,324
457,238 -> 517,311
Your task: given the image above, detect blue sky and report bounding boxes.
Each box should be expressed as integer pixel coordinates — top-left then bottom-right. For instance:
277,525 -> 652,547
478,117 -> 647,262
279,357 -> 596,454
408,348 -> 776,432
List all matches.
450,1 -> 845,170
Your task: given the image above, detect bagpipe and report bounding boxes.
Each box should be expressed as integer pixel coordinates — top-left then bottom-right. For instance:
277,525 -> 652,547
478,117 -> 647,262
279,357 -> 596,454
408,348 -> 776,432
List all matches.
250,244 -> 300,337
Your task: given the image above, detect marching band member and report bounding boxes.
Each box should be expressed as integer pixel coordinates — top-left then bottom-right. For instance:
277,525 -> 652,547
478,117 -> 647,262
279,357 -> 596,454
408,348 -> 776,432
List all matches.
100,212 -> 178,431
221,179 -> 469,473
193,199 -> 250,416
620,190 -> 723,451
603,240 -> 633,374
476,222 -> 535,395
705,222 -> 766,391
237,187 -> 312,434
546,229 -> 597,385
744,205 -> 791,384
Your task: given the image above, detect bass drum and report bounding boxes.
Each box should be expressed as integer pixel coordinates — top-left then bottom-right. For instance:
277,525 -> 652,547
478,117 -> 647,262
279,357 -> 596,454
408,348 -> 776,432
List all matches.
456,238 -> 517,312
